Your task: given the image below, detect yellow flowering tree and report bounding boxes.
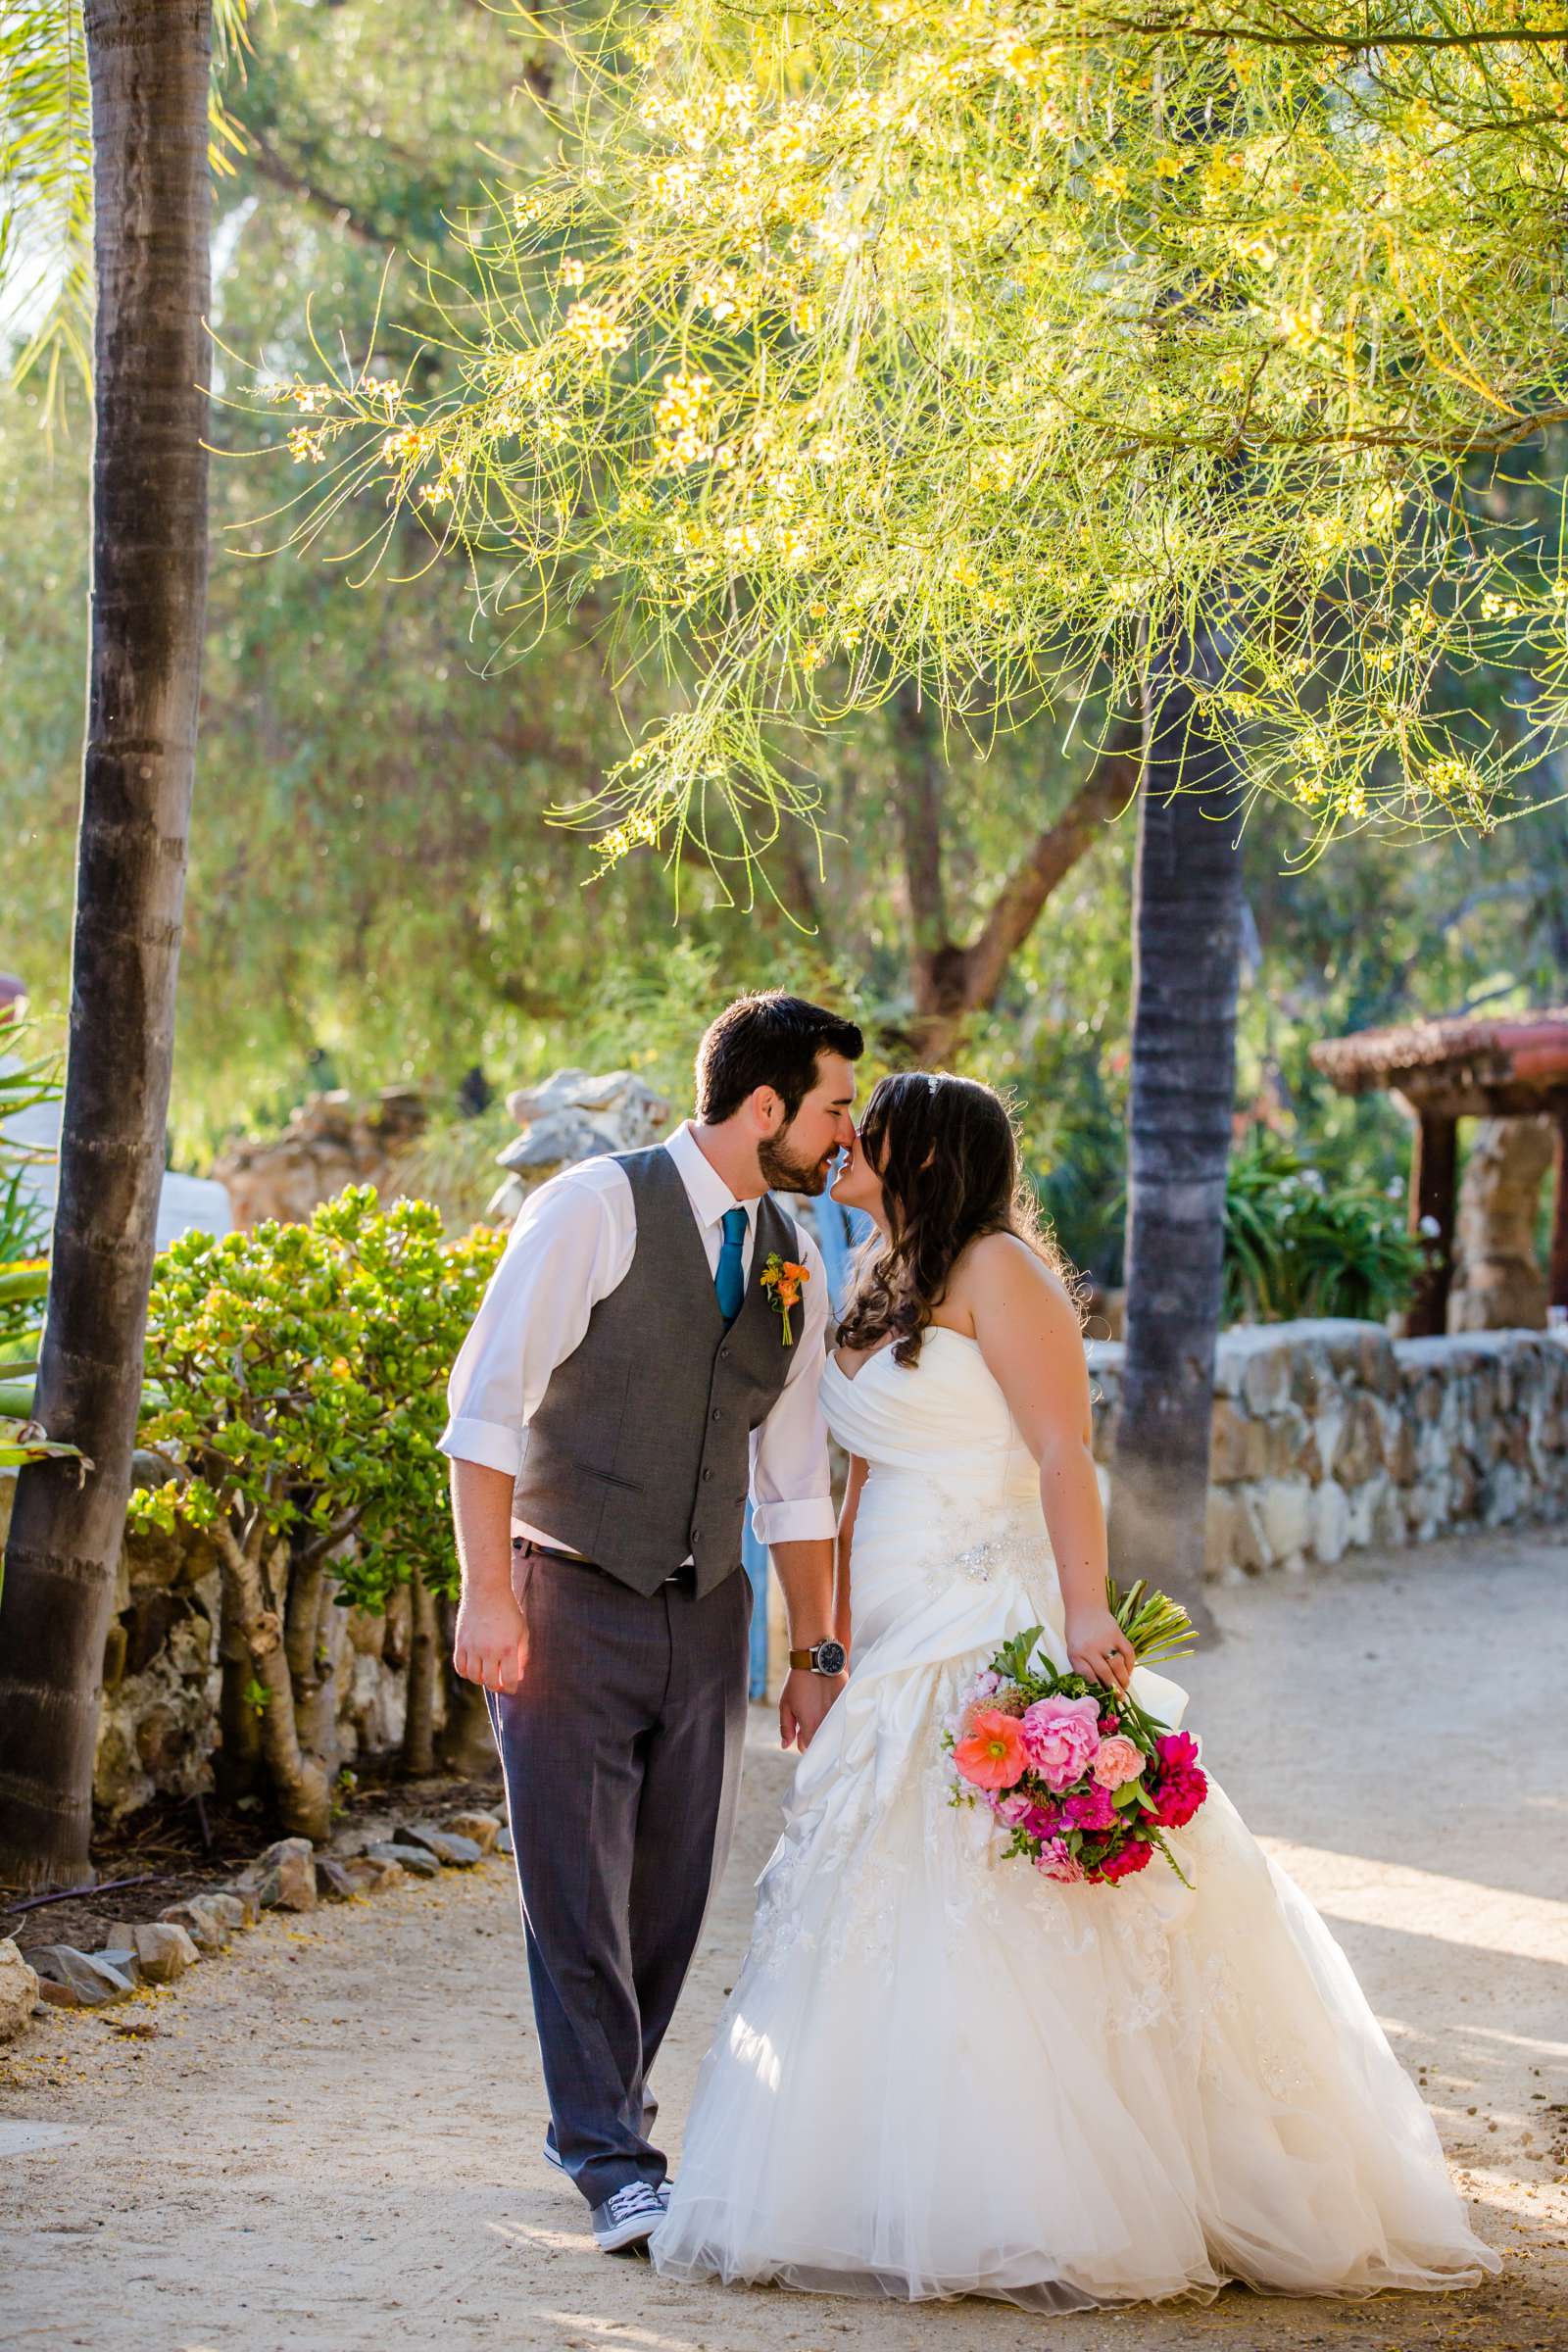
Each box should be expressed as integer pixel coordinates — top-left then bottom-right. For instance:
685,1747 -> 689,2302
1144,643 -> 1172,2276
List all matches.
274,1 -> 1568,865
269,2 -> 1568,1612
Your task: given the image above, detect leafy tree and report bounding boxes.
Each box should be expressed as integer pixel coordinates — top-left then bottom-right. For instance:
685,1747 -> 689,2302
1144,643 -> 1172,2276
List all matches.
129,1189 -> 503,1838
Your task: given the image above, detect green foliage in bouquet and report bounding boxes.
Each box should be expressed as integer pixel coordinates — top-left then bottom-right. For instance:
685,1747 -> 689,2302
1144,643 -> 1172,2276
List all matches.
128,1187 -> 503,1837
1223,1133 -> 1424,1328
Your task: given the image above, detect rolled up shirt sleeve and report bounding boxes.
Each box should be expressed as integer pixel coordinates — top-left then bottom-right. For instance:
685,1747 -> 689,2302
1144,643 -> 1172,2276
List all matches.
749,1219 -> 837,1545
438,1162 -> 626,1479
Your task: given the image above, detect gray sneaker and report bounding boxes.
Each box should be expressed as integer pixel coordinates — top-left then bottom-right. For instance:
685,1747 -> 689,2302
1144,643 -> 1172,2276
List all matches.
591,2180 -> 665,2256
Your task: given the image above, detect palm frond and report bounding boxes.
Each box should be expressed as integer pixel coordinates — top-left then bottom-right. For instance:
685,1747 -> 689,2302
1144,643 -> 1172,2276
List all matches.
0,0 -> 253,415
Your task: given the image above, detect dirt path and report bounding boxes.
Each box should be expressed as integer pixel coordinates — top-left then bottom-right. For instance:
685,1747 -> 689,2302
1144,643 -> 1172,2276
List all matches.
4,1532 -> 1565,2352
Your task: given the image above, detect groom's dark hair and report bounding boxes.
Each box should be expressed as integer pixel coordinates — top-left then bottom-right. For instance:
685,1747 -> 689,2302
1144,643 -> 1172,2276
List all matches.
697,992 -> 863,1124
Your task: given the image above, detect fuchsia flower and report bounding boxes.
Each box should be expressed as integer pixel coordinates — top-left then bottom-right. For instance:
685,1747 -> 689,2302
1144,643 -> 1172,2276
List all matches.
955,1708 -> 1029,1791
1019,1693 -> 1102,1790
1091,1735 -> 1144,1790
1150,1730 -> 1207,1830
1063,1783 -> 1118,1835
1098,1838 -> 1156,1882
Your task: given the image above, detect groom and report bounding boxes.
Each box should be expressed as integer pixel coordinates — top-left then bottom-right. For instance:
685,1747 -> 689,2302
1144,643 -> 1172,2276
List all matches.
442,993 -> 862,2255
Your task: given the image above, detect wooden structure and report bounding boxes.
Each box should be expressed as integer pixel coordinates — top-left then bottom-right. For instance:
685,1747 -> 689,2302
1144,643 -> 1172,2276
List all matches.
1310,1010 -> 1568,1337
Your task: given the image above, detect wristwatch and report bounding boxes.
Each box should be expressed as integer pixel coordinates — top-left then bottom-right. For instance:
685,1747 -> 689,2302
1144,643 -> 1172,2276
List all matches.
789,1639 -> 848,1677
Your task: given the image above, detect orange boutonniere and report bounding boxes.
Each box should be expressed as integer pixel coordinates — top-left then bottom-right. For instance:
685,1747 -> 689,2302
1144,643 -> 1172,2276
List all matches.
760,1250 -> 809,1347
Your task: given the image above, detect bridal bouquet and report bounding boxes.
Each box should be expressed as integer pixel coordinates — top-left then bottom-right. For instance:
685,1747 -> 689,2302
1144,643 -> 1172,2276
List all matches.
943,1581 -> 1207,1888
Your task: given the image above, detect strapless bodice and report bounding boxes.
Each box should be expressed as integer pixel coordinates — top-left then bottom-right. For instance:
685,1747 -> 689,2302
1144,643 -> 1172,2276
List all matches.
822,1326 -> 1060,1654
822,1326 -> 1042,1507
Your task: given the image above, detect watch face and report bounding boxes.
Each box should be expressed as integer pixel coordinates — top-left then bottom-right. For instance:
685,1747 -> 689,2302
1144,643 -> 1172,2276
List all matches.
815,1639 -> 847,1676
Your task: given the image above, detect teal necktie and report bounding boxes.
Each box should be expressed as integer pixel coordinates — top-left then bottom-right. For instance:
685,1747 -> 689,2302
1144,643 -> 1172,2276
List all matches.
714,1204 -> 748,1325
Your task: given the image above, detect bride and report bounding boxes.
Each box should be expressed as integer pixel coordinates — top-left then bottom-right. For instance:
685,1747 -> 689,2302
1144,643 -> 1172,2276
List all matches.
652,1071 -> 1498,2310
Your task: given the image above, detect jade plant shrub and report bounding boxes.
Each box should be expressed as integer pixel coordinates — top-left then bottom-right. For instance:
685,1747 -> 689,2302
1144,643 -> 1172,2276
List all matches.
1222,1134 -> 1425,1328
128,1187 -> 504,1839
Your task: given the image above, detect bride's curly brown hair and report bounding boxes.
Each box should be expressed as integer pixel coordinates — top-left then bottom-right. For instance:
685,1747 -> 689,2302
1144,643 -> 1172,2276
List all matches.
835,1072 -> 1080,1367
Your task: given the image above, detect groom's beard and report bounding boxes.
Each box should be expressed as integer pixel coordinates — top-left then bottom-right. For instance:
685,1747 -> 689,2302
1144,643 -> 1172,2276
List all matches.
759,1127 -> 834,1197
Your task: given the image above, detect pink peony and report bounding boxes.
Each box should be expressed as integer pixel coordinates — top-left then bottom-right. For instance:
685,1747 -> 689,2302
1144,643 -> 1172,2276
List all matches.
1098,1838 -> 1156,1882
1019,1693 -> 1102,1790
1091,1735 -> 1144,1789
955,1708 -> 1029,1791
992,1790 -> 1035,1827
1063,1783 -> 1118,1834
1034,1838 -> 1086,1884
1150,1731 -> 1207,1829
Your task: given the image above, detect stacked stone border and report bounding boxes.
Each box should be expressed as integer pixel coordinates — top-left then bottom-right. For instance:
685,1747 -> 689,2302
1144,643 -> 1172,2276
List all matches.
0,1808 -> 510,2051
1088,1319 -> 1568,1580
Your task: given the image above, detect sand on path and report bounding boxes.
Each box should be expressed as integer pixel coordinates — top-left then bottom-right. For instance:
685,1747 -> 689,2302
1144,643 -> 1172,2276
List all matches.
3,1531 -> 1565,2352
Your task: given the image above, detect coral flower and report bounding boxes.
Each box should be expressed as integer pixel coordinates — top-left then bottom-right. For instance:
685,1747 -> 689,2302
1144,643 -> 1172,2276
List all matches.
1091,1735 -> 1144,1789
954,1707 -> 1029,1791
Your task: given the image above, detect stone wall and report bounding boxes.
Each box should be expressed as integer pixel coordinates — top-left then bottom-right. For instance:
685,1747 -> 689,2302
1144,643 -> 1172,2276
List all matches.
1088,1318 -> 1568,1581
85,1500 -> 433,1826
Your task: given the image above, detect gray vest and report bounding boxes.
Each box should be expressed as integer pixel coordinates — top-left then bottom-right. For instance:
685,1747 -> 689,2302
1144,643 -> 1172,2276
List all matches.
513,1147 -> 804,1596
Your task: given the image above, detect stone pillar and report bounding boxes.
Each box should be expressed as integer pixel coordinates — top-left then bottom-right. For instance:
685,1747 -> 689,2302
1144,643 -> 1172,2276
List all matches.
1448,1114 -> 1552,1332
1405,1105 -> 1457,1339
1550,1109 -> 1568,1313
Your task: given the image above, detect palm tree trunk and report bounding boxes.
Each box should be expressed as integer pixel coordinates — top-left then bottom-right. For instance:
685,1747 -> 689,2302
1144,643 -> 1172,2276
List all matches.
0,0 -> 212,1887
1108,635 -> 1245,1635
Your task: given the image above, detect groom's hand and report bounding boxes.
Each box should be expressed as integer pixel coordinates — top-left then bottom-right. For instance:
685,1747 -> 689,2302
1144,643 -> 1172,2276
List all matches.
453,1591 -> 528,1694
780,1666 -> 845,1753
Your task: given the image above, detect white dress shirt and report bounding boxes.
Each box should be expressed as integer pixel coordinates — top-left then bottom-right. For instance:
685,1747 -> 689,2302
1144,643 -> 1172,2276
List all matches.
438,1120 -> 836,1551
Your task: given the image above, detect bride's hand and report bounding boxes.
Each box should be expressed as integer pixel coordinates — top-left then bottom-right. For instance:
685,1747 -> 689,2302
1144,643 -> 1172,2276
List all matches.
1064,1606 -> 1136,1692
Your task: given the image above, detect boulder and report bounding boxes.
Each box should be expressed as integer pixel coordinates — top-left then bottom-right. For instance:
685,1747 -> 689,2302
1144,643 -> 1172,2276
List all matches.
0,1938 -> 39,2040
393,1823 -> 483,1868
446,1811 -> 502,1854
104,1920 -> 200,1984
496,1825 -> 514,1857
365,1840 -> 442,1880
28,1944 -> 138,2008
316,1856 -> 360,1902
488,1069 -> 672,1222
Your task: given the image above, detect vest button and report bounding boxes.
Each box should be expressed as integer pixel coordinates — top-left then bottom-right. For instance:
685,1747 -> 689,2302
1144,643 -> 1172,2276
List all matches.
719,1347 -> 731,1361
711,1407 -> 723,1423
702,1468 -> 713,1482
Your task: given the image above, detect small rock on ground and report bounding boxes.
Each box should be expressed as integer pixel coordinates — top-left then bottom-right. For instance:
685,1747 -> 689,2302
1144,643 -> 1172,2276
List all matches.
0,1938 -> 39,2040
242,1838 -> 318,1912
446,1810 -> 502,1853
28,1946 -> 138,2008
104,1922 -> 201,1984
393,1824 -> 482,1867
365,1841 -> 441,1880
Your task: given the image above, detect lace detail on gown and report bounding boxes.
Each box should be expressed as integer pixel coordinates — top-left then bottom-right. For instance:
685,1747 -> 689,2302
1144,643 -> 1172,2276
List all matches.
653,1328 -> 1497,2311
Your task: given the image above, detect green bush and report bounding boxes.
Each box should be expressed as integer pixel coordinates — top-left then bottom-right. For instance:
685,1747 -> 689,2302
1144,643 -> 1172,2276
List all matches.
129,1187 -> 504,1837
1222,1132 -> 1424,1327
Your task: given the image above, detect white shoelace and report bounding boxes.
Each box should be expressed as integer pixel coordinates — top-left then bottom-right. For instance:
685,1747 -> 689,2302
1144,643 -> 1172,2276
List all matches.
604,2181 -> 662,2223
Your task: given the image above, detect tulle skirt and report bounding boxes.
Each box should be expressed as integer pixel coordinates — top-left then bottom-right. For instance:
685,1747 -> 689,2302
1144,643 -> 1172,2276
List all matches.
652,1515 -> 1496,2310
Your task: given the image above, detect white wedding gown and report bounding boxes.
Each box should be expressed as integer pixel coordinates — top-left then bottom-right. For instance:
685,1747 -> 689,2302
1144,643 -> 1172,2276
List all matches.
652,1328 -> 1498,2310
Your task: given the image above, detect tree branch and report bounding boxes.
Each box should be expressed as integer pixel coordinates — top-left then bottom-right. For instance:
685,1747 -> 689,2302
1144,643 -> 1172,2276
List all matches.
242,126 -> 402,248
962,736 -> 1141,1012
